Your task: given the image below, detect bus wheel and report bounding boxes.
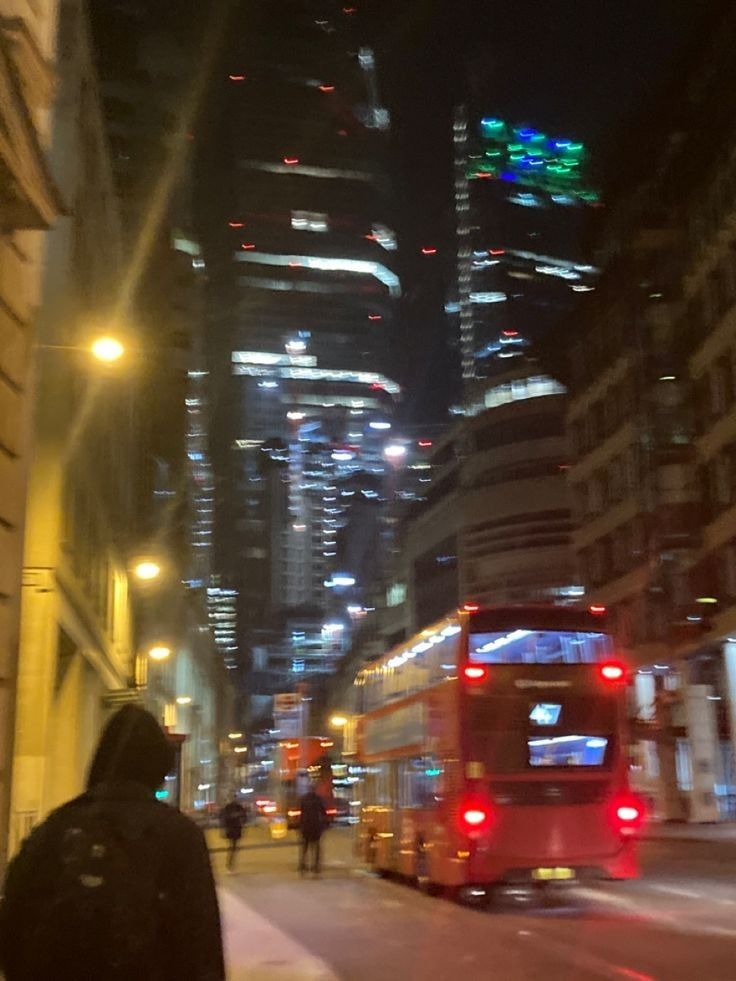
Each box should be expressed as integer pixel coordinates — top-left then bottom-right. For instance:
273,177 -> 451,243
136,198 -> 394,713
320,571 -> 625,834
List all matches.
365,829 -> 378,865
457,885 -> 490,907
417,876 -> 443,897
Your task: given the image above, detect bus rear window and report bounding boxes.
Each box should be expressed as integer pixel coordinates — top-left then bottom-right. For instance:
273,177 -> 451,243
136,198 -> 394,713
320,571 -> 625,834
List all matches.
529,735 -> 609,767
469,630 -> 613,664
467,695 -> 616,772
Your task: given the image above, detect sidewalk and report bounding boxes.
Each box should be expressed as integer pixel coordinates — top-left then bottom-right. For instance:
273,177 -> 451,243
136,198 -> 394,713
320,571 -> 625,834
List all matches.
205,824 -> 296,852
643,821 -> 736,843
218,886 -> 338,981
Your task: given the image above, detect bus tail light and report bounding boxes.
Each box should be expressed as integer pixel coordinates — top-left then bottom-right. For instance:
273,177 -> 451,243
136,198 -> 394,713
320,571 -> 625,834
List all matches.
463,664 -> 489,684
459,796 -> 494,836
612,794 -> 645,836
599,661 -> 626,683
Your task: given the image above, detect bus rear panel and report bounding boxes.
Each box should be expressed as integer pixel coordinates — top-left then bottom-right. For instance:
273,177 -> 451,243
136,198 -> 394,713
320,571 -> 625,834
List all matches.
357,606 -> 643,891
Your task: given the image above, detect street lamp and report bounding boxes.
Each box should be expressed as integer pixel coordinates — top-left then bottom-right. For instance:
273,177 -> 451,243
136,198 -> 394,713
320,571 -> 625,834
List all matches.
176,695 -> 192,705
228,732 -> 244,740
133,560 -> 162,582
148,645 -> 171,661
90,336 -> 125,363
330,714 -> 348,729
234,746 -> 247,754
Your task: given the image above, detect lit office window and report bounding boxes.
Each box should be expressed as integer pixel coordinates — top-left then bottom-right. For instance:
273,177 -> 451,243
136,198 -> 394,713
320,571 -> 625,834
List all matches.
291,210 -> 328,232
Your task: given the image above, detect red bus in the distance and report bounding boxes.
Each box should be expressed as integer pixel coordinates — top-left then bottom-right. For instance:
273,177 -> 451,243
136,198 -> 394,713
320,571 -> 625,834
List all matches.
355,605 -> 643,898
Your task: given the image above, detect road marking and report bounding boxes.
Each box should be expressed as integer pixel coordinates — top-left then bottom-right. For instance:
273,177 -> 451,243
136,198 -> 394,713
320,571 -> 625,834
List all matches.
650,884 -> 703,900
519,924 -> 655,980
574,887 -> 736,939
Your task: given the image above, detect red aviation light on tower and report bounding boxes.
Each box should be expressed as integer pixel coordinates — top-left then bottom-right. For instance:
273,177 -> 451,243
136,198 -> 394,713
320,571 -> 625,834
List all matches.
283,156 -> 299,165
228,74 -> 246,82
228,221 -> 244,228
318,84 -> 335,93
421,246 -> 438,255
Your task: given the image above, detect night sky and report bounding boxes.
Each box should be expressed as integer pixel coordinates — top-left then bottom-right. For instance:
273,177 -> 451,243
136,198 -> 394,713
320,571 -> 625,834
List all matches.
372,0 -> 708,421
91,1 -> 708,424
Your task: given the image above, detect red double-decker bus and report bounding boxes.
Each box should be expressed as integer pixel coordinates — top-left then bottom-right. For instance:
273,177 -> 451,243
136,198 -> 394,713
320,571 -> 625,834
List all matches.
355,605 -> 643,898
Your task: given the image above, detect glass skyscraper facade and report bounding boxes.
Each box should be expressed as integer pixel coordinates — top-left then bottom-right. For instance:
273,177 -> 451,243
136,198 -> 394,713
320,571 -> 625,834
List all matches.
453,110 -> 599,408
200,2 -> 400,723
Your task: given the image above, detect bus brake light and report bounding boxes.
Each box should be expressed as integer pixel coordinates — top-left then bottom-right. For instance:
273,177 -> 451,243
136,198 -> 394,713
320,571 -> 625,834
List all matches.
463,665 -> 488,684
588,604 -> 606,615
463,808 -> 486,827
459,798 -> 493,835
616,805 -> 640,822
599,661 -> 626,683
612,794 -> 645,835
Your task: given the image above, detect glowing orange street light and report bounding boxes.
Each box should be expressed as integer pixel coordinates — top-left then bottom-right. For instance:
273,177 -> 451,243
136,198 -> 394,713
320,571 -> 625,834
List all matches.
90,336 -> 125,363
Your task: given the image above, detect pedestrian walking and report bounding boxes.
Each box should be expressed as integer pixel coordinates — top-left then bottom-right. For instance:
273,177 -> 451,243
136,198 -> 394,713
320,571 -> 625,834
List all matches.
220,794 -> 248,873
0,705 -> 225,981
298,786 -> 328,876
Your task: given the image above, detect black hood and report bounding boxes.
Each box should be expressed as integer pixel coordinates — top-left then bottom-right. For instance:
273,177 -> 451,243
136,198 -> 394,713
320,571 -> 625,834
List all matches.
87,705 -> 175,792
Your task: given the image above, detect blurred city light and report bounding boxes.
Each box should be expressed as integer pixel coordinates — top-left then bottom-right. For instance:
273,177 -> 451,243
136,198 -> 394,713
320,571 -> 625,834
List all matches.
91,336 -> 125,363
133,560 -> 161,581
148,645 -> 171,661
383,443 -> 407,461
176,695 -> 192,705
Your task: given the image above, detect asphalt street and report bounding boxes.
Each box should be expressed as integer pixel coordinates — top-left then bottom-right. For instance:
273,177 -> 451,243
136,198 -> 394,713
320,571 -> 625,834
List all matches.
210,826 -> 736,980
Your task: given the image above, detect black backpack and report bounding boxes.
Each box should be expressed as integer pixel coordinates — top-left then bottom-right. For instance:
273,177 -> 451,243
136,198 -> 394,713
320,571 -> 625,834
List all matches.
2,796 -> 164,980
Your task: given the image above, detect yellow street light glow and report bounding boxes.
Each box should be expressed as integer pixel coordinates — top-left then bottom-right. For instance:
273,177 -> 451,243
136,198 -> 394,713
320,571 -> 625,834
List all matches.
148,645 -> 171,661
228,732 -> 244,740
234,746 -> 247,754
330,714 -> 348,728
176,696 -> 192,705
134,560 -> 162,581
695,597 -> 718,605
91,336 -> 125,363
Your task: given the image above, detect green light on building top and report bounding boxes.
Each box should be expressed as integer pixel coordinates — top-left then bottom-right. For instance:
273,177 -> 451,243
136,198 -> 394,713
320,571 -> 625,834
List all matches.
469,115 -> 599,204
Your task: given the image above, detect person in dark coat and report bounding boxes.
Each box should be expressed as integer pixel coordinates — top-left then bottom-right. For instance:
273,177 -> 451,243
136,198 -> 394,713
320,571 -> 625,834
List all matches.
0,705 -> 225,981
220,795 -> 248,872
298,786 -> 328,876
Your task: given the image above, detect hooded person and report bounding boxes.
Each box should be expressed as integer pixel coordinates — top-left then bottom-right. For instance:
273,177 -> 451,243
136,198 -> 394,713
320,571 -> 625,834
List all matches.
0,705 -> 225,981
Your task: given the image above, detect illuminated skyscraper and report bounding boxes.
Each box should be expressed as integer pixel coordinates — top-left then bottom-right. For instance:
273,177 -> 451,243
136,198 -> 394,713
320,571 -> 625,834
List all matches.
199,2 -> 400,721
453,111 -> 599,408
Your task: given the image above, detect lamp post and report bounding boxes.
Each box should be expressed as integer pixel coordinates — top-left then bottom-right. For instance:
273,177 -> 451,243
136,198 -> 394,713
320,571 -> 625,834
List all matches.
329,713 -> 348,760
